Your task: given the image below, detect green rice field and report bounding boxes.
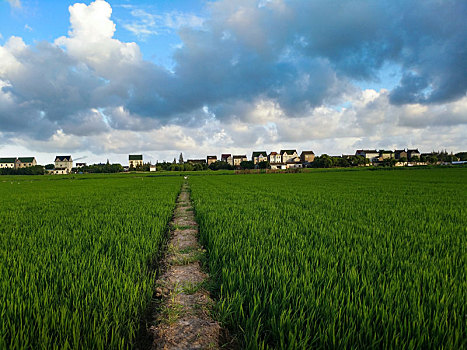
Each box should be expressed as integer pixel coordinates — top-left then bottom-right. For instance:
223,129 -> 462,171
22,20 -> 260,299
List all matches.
0,175 -> 182,349
190,168 -> 466,349
0,168 -> 466,349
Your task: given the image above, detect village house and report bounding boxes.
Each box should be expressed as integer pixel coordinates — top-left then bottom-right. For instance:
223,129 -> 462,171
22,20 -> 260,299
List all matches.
300,151 -> 315,163
252,151 -> 268,164
206,156 -> 217,165
394,149 -> 407,160
407,149 -> 421,160
0,158 -> 19,169
379,150 -> 394,160
221,154 -> 233,166
129,155 -> 143,168
54,155 -> 73,174
355,150 -> 379,162
17,157 -> 37,168
268,152 -> 282,164
76,162 -> 86,168
285,155 -> 301,168
233,155 -> 248,167
281,150 -> 299,163
149,165 -> 157,172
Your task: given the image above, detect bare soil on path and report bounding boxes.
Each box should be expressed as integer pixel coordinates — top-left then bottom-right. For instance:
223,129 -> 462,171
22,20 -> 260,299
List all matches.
148,182 -> 220,350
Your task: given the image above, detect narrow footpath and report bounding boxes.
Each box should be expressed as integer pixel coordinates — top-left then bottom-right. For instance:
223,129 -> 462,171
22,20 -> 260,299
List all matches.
149,181 -> 220,349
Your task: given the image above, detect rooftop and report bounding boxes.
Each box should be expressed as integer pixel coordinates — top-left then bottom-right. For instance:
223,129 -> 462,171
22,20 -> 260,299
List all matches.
55,156 -> 72,162
280,150 -> 297,155
129,155 -> 143,160
18,157 -> 35,163
0,157 -> 17,163
252,151 -> 267,157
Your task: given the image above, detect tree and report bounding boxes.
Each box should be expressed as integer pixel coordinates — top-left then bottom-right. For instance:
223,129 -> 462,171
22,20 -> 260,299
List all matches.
410,156 -> 420,163
312,154 -> 333,168
208,161 -> 233,170
334,157 -> 350,167
455,152 -> 467,161
258,161 -> 270,169
1,165 -> 45,176
399,156 -> 407,164
240,161 -> 255,170
184,163 -> 194,171
427,155 -> 438,164
381,158 -> 397,167
446,154 -> 458,163
349,155 -> 366,166
193,163 -> 205,171
45,164 -> 54,170
179,153 -> 184,164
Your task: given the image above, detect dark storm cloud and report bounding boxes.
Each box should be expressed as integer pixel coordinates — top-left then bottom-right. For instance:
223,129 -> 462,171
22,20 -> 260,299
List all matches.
0,0 -> 466,141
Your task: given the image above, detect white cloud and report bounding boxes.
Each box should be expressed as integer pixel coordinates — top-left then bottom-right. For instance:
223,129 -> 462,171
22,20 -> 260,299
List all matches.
6,0 -> 21,9
123,8 -> 204,38
55,0 -> 142,74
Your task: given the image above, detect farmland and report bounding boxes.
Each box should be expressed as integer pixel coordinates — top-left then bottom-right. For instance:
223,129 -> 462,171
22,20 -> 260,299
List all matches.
190,168 -> 466,349
0,175 -> 182,349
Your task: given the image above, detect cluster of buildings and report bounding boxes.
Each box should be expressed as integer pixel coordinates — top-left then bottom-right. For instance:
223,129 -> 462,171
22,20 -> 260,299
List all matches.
354,149 -> 421,162
0,157 -> 37,169
187,150 -> 316,169
2,147 -> 461,174
192,148 -> 428,169
0,155 -> 74,173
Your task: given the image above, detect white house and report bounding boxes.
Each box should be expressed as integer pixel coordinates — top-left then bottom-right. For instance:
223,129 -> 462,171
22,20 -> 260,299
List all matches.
54,155 -> 73,174
129,155 -> 143,168
355,150 -> 379,162
252,151 -> 268,164
268,152 -> 282,164
280,150 -> 299,163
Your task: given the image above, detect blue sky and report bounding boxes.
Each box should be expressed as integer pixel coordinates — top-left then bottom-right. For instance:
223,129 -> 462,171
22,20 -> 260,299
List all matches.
0,0 -> 466,165
0,0 -> 206,68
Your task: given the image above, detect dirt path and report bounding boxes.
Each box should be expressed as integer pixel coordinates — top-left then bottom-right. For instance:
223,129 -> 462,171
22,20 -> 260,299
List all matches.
148,181 -> 220,349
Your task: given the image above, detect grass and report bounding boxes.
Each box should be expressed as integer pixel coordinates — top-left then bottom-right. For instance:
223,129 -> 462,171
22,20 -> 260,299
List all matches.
171,224 -> 198,230
170,248 -> 206,266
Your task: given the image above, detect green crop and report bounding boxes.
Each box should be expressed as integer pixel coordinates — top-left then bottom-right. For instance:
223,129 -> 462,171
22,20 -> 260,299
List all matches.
190,168 -> 467,349
0,175 -> 182,349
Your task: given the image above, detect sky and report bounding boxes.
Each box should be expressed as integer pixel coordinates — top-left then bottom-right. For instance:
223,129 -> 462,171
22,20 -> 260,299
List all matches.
0,0 -> 466,165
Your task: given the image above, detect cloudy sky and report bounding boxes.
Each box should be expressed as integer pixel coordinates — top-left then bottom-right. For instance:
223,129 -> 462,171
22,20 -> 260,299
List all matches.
0,0 -> 466,165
